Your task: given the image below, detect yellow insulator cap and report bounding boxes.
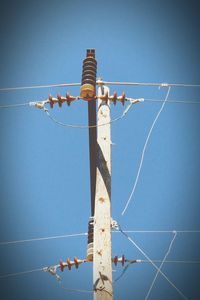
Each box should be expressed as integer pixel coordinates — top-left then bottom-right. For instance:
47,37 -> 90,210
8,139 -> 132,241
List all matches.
80,84 -> 96,100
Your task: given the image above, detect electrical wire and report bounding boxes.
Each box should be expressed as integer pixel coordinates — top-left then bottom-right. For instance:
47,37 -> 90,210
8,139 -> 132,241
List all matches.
43,101 -> 133,129
144,98 -> 200,104
118,226 -> 188,300
0,264 -> 93,296
112,230 -> 200,234
121,86 -> 171,215
0,103 -> 30,108
0,232 -> 87,246
0,268 -> 43,279
114,260 -> 137,283
102,81 -> 200,88
61,285 -> 92,294
1,259 -> 199,281
114,257 -> 200,284
0,80 -> 199,93
0,97 -> 199,110
114,263 -> 132,283
140,260 -> 200,264
145,231 -> 177,300
1,230 -> 199,246
0,82 -> 81,92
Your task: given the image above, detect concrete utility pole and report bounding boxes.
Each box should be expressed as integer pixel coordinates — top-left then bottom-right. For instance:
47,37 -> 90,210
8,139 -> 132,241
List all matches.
93,84 -> 113,300
34,49 -> 143,297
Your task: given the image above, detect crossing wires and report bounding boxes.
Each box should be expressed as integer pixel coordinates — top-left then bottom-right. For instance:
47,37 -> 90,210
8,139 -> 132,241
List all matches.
0,76 -> 200,299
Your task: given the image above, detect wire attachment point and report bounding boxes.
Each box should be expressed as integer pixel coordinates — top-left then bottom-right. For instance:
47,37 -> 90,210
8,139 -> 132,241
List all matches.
112,255 -> 125,266
29,101 -> 46,109
160,83 -> 169,88
111,219 -> 119,230
43,265 -> 61,281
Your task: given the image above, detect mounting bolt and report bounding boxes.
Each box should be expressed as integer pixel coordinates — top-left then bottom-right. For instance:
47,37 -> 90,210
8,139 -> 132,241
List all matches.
97,249 -> 102,256
99,197 -> 105,203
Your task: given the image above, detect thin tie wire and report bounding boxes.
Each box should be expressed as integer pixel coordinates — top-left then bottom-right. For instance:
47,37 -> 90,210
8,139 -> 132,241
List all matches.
0,232 -> 87,246
0,82 -> 81,92
43,101 -> 133,129
0,268 -> 43,279
145,231 -> 177,300
114,261 -> 136,283
121,86 -> 171,216
118,226 -> 188,300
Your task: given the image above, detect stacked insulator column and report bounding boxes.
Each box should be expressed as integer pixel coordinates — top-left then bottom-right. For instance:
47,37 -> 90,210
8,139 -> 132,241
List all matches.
80,49 -> 97,100
87,217 -> 94,260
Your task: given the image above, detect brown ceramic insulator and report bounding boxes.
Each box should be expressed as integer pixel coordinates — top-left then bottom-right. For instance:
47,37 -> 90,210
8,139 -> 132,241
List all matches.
87,218 -> 94,244
80,50 -> 97,100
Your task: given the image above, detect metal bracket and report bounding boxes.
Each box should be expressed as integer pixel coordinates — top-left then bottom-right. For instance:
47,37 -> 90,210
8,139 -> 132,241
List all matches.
111,219 -> 119,230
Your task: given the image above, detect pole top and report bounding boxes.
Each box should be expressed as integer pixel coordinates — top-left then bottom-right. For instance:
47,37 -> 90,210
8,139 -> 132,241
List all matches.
87,49 -> 95,58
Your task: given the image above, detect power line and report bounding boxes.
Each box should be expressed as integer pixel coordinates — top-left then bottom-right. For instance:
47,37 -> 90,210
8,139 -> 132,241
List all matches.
0,268 -> 43,279
102,81 -> 200,88
114,258 -> 200,284
118,226 -> 188,300
140,260 -> 200,264
0,80 -> 200,93
0,232 -> 87,246
0,267 -> 92,294
1,259 -> 199,281
0,103 -> 30,109
0,97 -> 200,110
145,231 -> 177,300
0,259 -> 90,281
113,230 -> 200,234
121,86 -> 171,215
144,98 -> 200,104
0,82 -> 81,92
1,230 -> 199,247
61,285 -> 92,294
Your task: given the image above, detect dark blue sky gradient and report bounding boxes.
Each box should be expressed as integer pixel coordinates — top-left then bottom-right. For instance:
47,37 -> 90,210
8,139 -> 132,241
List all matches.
0,1 -> 200,299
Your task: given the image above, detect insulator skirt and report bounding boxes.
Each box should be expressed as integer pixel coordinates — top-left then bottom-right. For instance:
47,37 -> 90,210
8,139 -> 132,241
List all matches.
87,219 -> 94,244
80,55 -> 97,100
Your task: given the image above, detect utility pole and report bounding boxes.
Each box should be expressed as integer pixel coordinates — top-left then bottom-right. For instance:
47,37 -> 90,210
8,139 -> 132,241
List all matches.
93,84 -> 113,299
80,49 -> 113,298
34,49 -> 142,297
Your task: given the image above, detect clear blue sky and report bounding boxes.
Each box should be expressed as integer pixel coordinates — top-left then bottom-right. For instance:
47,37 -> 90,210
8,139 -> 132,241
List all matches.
0,0 -> 200,299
